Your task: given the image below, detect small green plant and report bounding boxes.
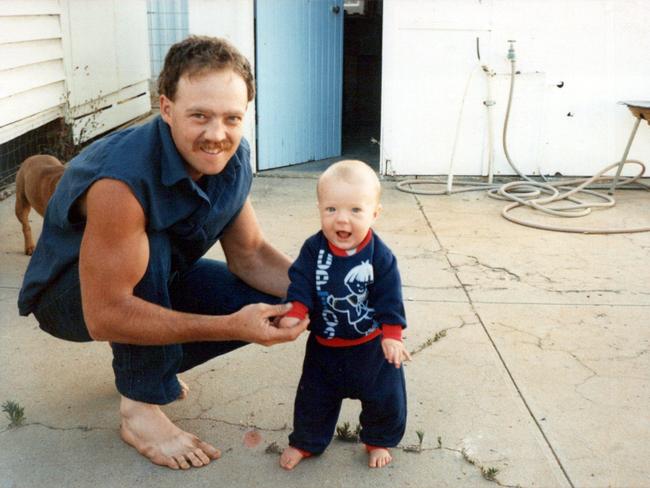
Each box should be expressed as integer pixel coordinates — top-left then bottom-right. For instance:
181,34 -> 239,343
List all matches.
461,448 -> 500,483
335,422 -> 360,442
403,429 -> 426,453
265,441 -> 282,454
2,400 -> 25,427
481,466 -> 500,481
416,430 -> 425,448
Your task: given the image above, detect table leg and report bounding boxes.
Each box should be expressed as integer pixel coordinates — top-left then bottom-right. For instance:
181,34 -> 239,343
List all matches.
609,117 -> 642,195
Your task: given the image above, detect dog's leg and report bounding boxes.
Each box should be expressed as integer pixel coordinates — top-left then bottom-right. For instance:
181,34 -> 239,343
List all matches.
15,174 -> 35,255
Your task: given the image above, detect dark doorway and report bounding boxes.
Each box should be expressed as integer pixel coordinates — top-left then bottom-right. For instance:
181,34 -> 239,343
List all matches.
342,0 -> 383,170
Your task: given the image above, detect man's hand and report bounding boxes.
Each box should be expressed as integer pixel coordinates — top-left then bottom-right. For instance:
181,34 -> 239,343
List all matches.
276,316 -> 301,329
381,338 -> 412,368
232,303 -> 308,346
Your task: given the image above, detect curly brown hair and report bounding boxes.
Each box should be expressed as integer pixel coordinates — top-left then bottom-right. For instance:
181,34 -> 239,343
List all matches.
157,35 -> 255,102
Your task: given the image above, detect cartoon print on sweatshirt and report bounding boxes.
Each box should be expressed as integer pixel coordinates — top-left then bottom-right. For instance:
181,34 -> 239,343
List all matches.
326,260 -> 377,335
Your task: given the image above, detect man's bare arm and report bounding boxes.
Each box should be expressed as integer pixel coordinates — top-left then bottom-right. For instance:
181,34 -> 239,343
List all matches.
79,180 -> 306,345
220,198 -> 292,298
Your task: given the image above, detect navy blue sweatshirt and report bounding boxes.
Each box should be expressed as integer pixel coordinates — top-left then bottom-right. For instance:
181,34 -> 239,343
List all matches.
286,230 -> 406,344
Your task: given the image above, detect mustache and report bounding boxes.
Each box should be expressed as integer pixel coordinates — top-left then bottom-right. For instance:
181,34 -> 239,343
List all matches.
195,139 -> 232,151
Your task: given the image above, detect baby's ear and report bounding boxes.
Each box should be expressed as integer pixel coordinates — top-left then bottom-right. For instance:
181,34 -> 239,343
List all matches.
374,203 -> 383,219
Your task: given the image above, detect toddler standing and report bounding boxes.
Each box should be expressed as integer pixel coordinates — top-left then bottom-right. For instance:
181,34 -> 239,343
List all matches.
278,160 -> 411,469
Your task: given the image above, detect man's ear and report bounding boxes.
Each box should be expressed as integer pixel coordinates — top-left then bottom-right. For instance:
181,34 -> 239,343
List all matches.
159,95 -> 172,124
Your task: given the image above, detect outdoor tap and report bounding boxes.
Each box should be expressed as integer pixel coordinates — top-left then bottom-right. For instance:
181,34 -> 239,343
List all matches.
507,40 -> 516,61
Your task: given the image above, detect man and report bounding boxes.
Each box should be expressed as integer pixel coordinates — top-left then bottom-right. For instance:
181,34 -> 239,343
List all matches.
18,36 -> 308,470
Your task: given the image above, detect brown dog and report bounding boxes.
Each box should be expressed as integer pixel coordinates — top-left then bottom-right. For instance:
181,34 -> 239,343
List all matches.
15,155 -> 65,255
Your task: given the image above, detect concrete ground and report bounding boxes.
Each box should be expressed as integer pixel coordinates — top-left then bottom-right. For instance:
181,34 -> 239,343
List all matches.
0,173 -> 648,488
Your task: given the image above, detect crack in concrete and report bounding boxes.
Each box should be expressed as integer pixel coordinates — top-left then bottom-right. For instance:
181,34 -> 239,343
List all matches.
412,194 -> 576,488
403,284 -> 463,291
458,254 -> 522,282
398,442 -> 518,487
410,315 -> 475,356
173,415 -> 289,432
0,421 -> 113,434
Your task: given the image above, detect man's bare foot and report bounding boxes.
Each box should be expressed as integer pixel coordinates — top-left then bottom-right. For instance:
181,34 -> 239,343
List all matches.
280,446 -> 307,470
119,396 -> 220,470
368,447 -> 392,468
177,378 -> 190,400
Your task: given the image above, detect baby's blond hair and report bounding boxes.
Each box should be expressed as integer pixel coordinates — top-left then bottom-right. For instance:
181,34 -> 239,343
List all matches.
317,160 -> 381,202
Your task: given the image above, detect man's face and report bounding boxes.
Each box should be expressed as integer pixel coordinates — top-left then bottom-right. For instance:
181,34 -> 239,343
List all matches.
159,69 -> 249,180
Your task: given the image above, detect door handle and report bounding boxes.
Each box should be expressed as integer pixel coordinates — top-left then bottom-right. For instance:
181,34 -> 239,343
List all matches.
332,5 -> 340,14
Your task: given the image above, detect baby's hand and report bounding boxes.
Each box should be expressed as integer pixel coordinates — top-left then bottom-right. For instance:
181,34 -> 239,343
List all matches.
276,316 -> 301,329
381,338 -> 412,368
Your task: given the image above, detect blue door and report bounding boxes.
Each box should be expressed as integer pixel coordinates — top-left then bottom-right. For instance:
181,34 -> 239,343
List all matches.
255,0 -> 343,170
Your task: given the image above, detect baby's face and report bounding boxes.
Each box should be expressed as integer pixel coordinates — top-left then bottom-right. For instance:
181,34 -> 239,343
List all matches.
318,179 -> 379,251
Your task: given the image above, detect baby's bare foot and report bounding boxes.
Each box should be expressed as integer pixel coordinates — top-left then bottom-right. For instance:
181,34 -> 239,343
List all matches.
119,396 -> 220,470
368,447 -> 392,468
280,446 -> 307,470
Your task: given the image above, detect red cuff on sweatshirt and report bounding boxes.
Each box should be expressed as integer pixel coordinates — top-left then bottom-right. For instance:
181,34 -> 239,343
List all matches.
284,301 -> 308,320
381,324 -> 403,341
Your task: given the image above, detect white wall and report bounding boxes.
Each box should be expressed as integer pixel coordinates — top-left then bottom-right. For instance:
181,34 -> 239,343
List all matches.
382,0 -> 650,176
0,0 -> 66,144
60,0 -> 151,143
188,0 -> 257,171
0,0 -> 152,147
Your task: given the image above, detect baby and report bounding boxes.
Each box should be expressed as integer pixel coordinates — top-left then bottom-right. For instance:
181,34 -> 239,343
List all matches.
278,160 -> 411,469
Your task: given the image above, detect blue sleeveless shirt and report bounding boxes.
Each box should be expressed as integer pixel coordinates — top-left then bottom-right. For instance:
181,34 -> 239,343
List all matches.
18,116 -> 252,316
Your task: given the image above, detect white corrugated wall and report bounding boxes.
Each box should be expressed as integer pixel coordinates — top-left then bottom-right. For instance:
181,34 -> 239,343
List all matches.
0,0 -> 66,145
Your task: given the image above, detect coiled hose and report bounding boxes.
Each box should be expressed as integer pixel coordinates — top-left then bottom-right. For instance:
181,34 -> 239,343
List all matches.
396,60 -> 650,234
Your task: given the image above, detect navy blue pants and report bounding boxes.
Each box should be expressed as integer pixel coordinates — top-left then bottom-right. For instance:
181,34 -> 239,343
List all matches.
33,244 -> 279,404
288,333 -> 407,454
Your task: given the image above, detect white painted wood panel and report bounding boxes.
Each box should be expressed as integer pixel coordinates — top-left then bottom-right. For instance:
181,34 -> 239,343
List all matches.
0,106 -> 61,145
0,16 -> 61,43
73,90 -> 151,143
0,81 -> 65,128
2,0 -> 59,16
0,38 -> 64,71
0,3 -> 65,143
115,1 -> 151,88
0,59 -> 65,98
60,0 -> 151,142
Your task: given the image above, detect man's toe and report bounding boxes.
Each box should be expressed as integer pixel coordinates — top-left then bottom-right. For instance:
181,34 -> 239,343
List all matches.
174,454 -> 191,470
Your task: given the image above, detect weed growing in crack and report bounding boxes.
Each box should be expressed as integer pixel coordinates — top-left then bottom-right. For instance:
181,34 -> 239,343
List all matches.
403,430 -> 426,453
335,422 -> 360,442
461,448 -> 500,483
416,430 -> 425,447
2,400 -> 25,427
461,448 -> 475,465
265,441 -> 282,454
437,436 -> 442,448
481,466 -> 500,481
411,330 -> 447,355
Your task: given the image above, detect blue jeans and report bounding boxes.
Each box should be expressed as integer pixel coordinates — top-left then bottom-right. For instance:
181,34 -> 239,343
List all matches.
33,250 -> 280,405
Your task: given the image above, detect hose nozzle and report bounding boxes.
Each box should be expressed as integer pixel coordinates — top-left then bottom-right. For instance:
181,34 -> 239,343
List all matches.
507,40 -> 516,61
